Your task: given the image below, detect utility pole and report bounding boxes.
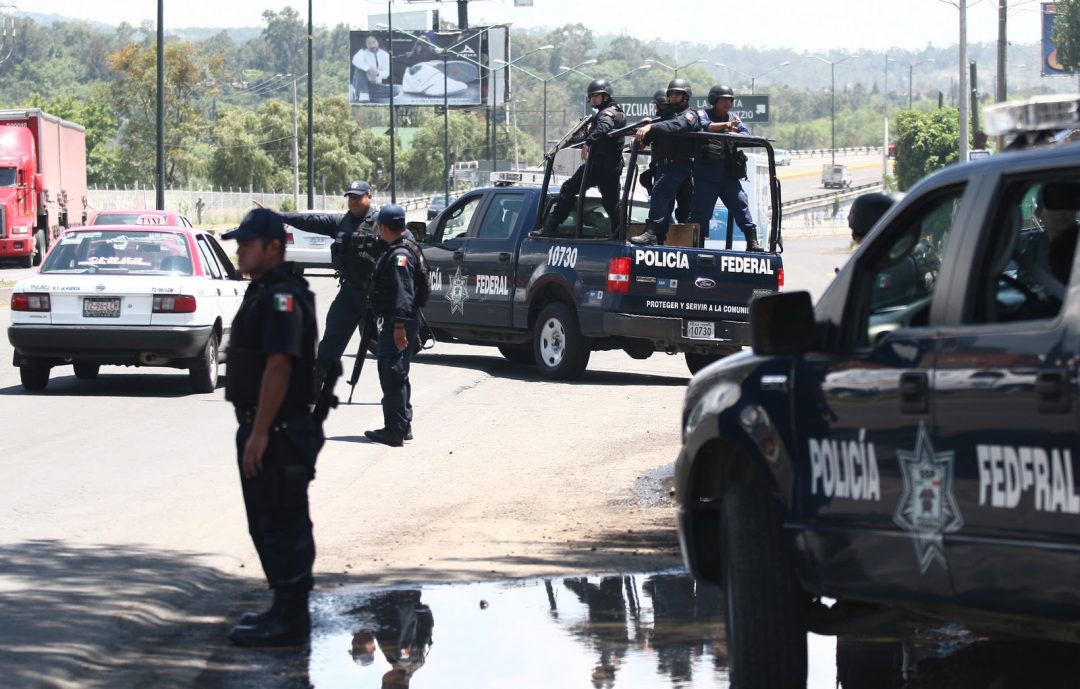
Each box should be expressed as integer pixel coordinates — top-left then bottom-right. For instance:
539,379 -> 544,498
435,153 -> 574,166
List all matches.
970,61 -> 980,136
996,0 -> 1007,102
306,0 -> 314,209
292,77 -> 300,210
959,0 -> 970,163
458,0 -> 468,28
156,0 -> 164,210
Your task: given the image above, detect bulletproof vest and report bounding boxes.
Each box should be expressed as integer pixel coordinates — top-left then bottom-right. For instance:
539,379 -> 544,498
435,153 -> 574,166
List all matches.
225,264 -> 317,417
588,102 -> 627,158
698,109 -> 736,160
331,212 -> 382,288
651,103 -> 700,162
372,240 -> 417,318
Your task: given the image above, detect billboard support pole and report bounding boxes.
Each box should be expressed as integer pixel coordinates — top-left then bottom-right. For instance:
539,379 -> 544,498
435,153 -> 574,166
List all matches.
388,1 -> 397,203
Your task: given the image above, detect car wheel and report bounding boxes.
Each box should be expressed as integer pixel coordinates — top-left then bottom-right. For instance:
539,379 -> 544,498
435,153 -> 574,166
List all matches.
19,361 -> 51,391
73,363 -> 100,379
685,347 -> 739,375
498,344 -> 535,365
533,302 -> 590,380
32,230 -> 46,266
836,636 -> 905,689
189,333 -> 220,393
721,472 -> 807,689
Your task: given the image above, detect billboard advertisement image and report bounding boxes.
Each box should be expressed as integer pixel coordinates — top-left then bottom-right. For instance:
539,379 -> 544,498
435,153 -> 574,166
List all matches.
350,29 -> 486,106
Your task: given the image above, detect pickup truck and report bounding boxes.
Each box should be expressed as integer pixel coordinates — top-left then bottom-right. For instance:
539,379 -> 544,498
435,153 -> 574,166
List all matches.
415,131 -> 785,379
676,95 -> 1080,688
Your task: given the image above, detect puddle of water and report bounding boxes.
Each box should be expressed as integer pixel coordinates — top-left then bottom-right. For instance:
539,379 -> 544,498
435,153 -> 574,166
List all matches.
308,571 -> 838,688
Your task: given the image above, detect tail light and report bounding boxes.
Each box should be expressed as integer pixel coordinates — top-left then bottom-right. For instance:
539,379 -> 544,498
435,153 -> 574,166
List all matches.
285,231 -> 294,245
153,295 -> 197,313
11,293 -> 50,311
777,266 -> 784,291
607,257 -> 632,294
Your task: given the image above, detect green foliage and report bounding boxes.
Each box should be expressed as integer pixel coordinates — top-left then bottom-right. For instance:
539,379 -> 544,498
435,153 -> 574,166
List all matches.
399,111 -> 488,191
893,108 -> 962,191
1052,0 -> 1080,73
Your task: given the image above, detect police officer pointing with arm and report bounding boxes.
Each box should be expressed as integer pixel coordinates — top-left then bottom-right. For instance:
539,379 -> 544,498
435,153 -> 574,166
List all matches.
222,209 -> 322,647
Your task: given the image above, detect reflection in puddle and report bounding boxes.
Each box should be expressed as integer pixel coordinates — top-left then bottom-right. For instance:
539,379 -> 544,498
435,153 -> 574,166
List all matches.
309,571 -> 838,688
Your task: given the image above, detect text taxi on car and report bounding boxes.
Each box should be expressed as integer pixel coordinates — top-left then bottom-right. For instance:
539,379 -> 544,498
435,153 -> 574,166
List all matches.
674,94 -> 1080,689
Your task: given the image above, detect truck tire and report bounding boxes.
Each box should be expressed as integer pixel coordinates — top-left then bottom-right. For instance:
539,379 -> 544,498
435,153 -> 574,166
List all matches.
836,636 -> 905,689
721,471 -> 807,689
533,302 -> 590,380
73,363 -> 100,379
32,230 -> 46,267
685,347 -> 740,375
189,333 -> 220,393
498,344 -> 535,365
20,361 -> 51,391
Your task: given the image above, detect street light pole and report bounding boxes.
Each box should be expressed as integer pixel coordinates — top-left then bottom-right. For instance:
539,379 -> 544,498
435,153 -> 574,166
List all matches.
387,2 -> 396,202
810,54 -> 858,167
646,57 -> 707,78
292,76 -> 299,209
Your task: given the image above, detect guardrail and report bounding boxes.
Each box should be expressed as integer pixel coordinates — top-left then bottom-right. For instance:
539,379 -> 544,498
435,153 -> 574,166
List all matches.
781,182 -> 883,214
790,146 -> 884,159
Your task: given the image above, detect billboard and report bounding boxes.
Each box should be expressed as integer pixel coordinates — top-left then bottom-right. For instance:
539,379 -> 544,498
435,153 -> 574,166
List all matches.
350,29 -> 485,106
1042,3 -> 1073,76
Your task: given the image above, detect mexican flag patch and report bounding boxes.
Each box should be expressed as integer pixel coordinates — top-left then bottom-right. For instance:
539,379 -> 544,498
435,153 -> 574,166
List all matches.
395,254 -> 409,267
273,293 -> 294,312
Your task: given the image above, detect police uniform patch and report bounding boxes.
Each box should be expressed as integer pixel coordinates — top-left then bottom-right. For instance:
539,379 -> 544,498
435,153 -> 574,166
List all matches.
685,111 -> 697,123
395,254 -> 409,268
273,293 -> 294,312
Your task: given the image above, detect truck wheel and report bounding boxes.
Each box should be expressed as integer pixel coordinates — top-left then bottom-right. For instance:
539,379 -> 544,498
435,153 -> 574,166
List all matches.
498,344 -> 535,365
836,636 -> 905,689
721,472 -> 807,689
189,333 -> 220,393
20,361 -> 51,391
685,347 -> 740,375
533,302 -> 590,380
73,363 -> 100,379
32,230 -> 46,266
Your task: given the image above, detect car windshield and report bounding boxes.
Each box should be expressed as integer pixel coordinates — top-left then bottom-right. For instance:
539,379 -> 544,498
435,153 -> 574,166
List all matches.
92,212 -> 172,226
0,167 -> 15,187
40,230 -> 194,275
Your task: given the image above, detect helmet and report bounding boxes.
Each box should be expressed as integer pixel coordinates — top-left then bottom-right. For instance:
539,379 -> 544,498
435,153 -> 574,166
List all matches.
377,203 -> 407,231
707,84 -> 735,105
666,78 -> 692,100
651,89 -> 669,107
848,192 -> 898,241
587,78 -> 613,98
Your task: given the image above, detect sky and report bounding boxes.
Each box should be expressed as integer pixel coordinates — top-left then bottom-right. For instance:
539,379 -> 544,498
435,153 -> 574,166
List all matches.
24,0 -> 1048,52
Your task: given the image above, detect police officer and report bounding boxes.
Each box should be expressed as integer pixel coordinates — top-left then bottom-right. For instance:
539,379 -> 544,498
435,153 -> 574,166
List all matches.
639,90 -> 693,224
689,85 -> 763,251
222,208 -> 322,647
365,204 -> 419,447
542,79 -> 627,236
630,78 -> 700,246
848,192 -> 898,245
269,180 -> 382,386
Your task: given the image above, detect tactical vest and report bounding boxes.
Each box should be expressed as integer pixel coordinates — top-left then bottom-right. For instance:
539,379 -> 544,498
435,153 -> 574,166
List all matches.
588,102 -> 627,158
331,213 -> 382,288
651,104 -> 701,162
698,109 -> 737,160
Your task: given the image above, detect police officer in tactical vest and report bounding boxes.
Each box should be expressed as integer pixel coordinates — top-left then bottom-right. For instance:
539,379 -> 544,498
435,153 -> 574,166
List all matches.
631,78 -> 700,246
365,204 -> 420,448
222,208 -> 322,647
271,180 -> 382,385
541,79 -> 627,236
690,85 -> 763,251
639,89 -> 693,224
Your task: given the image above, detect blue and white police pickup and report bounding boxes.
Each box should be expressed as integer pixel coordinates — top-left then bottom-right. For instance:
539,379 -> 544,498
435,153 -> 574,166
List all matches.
7,225 -> 245,392
675,95 -> 1080,688
416,171 -> 784,379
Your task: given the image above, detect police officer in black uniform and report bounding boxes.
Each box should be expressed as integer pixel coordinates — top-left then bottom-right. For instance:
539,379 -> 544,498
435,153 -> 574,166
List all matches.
639,90 -> 692,224
270,180 -> 382,385
365,204 -> 419,448
221,208 -> 322,647
630,78 -> 700,246
541,78 -> 627,235
690,85 -> 763,251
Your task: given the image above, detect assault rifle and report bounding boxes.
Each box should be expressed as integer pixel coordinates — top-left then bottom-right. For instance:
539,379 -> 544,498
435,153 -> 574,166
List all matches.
313,360 -> 342,424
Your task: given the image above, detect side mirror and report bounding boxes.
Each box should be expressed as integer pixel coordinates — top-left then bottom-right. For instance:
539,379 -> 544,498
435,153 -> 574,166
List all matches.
406,220 -> 427,243
750,291 -> 816,356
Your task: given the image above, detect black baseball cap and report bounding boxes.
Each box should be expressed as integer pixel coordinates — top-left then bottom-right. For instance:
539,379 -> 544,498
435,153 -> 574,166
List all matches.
222,208 -> 286,242
377,204 -> 407,230
345,180 -> 372,196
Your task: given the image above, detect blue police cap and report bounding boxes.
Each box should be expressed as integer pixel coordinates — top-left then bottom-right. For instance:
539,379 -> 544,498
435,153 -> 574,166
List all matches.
345,180 -> 372,197
377,204 -> 407,230
222,208 -> 286,243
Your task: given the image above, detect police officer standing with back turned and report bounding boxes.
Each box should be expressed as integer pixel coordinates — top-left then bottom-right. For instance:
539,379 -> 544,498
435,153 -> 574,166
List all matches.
689,85 -> 763,251
630,78 -> 700,246
268,180 -> 382,387
365,204 -> 419,447
222,208 -> 322,647
639,90 -> 693,224
541,79 -> 627,236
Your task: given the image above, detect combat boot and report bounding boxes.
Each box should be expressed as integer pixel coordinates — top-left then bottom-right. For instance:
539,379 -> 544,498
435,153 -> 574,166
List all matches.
742,226 -> 764,252
230,586 -> 310,647
364,427 -> 404,447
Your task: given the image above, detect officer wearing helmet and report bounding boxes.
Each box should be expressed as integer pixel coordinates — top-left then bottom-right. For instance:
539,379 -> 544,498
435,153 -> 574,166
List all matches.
690,85 -> 762,251
630,78 -> 701,245
541,78 -> 627,235
365,204 -> 420,447
848,192 -> 898,244
639,90 -> 692,224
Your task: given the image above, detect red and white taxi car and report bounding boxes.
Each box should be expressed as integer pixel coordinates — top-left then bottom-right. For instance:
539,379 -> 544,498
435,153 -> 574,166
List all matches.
7,224 -> 245,393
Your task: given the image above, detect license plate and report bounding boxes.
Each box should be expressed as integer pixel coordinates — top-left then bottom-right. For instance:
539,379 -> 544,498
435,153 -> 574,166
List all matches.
83,297 -> 121,318
308,236 -> 326,246
686,320 -> 715,340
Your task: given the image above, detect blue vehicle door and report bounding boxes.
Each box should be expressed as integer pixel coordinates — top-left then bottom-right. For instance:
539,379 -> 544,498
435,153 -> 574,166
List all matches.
930,173 -> 1080,618
791,184 -> 967,602
421,193 -> 485,326
461,191 -> 529,328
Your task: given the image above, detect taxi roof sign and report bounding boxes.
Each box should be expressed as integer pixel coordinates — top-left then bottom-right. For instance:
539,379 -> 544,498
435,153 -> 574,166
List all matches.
985,95 -> 1080,137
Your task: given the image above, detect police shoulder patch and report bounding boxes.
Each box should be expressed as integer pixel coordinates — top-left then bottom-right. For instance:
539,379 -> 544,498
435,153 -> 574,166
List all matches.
273,293 -> 294,313
685,111 -> 697,122
395,254 -> 409,268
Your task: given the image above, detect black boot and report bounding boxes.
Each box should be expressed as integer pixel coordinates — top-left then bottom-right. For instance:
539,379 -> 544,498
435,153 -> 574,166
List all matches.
742,226 -> 764,252
365,427 -> 404,447
230,586 -> 310,647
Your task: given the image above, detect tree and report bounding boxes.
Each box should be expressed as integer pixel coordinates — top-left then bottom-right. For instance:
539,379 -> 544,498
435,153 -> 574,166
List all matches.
893,108 -> 962,191
261,7 -> 306,77
398,111 -> 487,191
208,107 -> 278,189
1052,0 -> 1080,73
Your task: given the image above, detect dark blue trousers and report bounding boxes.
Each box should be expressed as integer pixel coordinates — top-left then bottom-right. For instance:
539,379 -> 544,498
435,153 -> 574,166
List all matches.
377,319 -> 418,435
318,284 -> 371,371
690,158 -> 756,243
645,162 -> 693,242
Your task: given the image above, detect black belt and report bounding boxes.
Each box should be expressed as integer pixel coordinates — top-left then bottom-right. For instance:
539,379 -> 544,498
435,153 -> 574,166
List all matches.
234,407 -> 310,429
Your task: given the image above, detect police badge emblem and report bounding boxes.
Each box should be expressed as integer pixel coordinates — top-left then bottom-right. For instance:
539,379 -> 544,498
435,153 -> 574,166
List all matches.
893,422 -> 963,574
445,266 -> 469,315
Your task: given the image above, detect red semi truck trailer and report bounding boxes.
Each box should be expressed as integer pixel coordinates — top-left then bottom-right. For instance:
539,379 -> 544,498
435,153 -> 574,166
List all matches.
0,109 -> 87,267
